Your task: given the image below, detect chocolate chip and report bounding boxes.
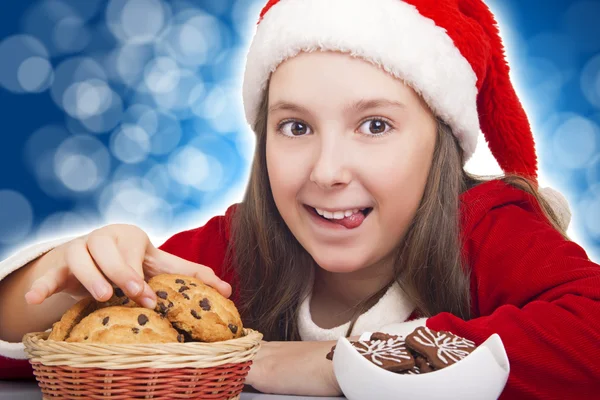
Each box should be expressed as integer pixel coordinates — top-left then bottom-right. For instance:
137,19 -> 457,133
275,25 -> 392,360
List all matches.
132,328 -> 139,334
191,310 -> 202,319
175,328 -> 193,342
84,336 -> 88,340
199,298 -> 211,311
122,298 -> 130,305
114,287 -> 125,297
189,283 -> 197,287
177,334 -> 185,343
156,291 -> 168,299
175,279 -> 185,284
138,314 -> 149,326
158,302 -> 169,315
228,324 -> 238,334
168,301 -> 174,308
102,317 -> 109,326
179,286 -> 190,292
182,293 -> 190,300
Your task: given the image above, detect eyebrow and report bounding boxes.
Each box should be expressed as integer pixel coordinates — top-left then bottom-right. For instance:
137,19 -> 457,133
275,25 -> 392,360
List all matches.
268,98 -> 406,115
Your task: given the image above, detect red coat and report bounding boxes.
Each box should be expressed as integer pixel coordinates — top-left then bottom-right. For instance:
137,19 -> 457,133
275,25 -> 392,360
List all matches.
2,180 -> 600,399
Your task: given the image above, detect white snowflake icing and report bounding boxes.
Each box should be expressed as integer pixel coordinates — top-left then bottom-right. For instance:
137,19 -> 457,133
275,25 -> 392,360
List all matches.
354,338 -> 412,367
411,327 -> 476,365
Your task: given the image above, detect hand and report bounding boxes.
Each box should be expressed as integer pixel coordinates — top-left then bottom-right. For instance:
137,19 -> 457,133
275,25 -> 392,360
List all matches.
245,340 -> 342,396
24,224 -> 232,308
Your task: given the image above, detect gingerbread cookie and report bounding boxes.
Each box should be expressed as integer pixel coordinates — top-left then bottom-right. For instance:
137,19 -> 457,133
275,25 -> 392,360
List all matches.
66,306 -> 182,344
369,332 -> 399,342
352,335 -> 415,372
326,344 -> 337,360
326,333 -> 402,362
406,326 -> 476,369
148,274 -> 243,342
48,297 -> 98,341
399,355 -> 435,375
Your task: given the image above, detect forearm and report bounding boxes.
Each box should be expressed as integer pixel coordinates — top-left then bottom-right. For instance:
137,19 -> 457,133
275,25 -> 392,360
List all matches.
246,340 -> 342,396
0,243 -> 76,342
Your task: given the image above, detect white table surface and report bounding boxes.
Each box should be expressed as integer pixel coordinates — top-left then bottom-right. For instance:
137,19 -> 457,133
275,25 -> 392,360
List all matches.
0,381 -> 345,399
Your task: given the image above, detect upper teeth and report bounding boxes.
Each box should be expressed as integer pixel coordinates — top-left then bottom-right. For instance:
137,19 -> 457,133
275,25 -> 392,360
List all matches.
315,208 -> 362,219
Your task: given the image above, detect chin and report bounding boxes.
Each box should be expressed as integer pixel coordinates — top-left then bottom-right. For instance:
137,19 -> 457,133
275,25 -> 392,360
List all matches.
310,249 -> 370,274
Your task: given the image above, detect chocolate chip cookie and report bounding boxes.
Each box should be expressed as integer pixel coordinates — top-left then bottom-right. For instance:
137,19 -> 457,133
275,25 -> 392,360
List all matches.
97,284 -> 139,308
48,297 -> 98,341
66,306 -> 182,344
148,274 -> 243,342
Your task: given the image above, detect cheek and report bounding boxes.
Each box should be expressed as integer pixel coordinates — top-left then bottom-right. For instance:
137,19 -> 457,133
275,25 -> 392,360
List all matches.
266,141 -> 306,206
363,137 -> 434,238
365,140 -> 433,201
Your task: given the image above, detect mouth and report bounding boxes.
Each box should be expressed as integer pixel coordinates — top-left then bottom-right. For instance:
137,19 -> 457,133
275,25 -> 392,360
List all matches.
304,205 -> 373,229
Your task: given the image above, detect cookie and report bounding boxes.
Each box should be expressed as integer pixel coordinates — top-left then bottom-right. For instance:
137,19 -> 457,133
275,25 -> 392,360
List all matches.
326,333 -> 402,362
148,274 -> 243,342
66,306 -> 182,344
405,327 -> 476,369
415,355 -> 434,373
369,332 -> 399,341
400,354 -> 435,375
97,284 -> 138,308
48,297 -> 98,341
352,336 -> 415,372
326,344 -> 336,360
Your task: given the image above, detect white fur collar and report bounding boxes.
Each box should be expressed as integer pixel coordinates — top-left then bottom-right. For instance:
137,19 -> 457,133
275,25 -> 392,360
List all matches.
298,282 -> 417,341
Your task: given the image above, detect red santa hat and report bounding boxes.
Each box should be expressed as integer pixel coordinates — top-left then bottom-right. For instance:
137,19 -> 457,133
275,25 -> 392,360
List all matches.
241,0 -> 571,229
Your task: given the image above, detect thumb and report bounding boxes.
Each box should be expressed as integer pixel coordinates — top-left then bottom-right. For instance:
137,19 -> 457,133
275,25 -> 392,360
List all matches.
146,246 -> 232,298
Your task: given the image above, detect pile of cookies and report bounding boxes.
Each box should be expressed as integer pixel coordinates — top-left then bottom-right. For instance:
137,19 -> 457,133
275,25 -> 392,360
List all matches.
327,327 -> 477,375
48,274 -> 244,344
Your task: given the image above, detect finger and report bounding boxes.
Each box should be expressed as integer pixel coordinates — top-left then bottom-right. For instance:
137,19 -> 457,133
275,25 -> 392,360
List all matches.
86,234 -> 156,308
25,265 -> 69,304
117,236 -> 158,308
149,247 -> 233,298
65,238 -> 114,302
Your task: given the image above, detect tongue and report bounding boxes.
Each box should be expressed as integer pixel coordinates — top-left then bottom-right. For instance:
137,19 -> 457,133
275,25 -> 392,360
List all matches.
330,212 -> 365,229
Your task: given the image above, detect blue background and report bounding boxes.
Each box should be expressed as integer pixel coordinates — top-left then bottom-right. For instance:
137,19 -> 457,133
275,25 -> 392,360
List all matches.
0,0 -> 599,263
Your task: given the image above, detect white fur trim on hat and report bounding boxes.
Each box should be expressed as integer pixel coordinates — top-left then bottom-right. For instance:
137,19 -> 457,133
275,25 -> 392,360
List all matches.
242,0 -> 481,160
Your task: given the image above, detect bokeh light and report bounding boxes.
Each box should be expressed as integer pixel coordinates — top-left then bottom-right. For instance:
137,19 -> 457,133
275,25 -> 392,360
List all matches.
0,35 -> 53,93
581,54 -> 600,109
22,0 -> 91,56
110,124 -> 151,164
54,135 -> 111,192
106,0 -> 170,45
0,190 -> 34,245
552,116 -> 598,169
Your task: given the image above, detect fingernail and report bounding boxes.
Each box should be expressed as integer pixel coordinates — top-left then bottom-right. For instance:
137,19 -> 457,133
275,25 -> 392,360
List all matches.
126,280 -> 142,296
25,291 -> 38,304
140,297 -> 156,309
93,281 -> 110,299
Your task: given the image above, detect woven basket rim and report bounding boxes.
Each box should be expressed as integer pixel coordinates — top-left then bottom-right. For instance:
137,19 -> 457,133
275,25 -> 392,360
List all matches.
23,328 -> 262,369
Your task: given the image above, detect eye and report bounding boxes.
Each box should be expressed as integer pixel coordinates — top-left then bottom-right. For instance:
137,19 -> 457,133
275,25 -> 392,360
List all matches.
278,120 -> 312,137
357,118 -> 393,136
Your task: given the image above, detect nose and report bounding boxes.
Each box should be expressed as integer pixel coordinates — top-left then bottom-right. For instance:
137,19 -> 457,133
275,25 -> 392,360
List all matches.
309,135 -> 352,190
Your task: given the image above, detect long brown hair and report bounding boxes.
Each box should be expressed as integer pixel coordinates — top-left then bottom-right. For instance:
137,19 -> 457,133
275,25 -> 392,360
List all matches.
227,85 -> 568,341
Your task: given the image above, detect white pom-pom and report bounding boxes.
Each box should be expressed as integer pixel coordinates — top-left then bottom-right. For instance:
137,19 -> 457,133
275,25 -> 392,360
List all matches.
539,187 -> 572,231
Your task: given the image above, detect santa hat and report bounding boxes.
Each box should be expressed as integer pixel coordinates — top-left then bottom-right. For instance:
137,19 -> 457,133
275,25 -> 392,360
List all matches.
241,0 -> 571,229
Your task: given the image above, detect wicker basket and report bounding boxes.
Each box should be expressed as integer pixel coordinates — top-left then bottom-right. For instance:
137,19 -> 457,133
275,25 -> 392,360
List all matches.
23,329 -> 262,399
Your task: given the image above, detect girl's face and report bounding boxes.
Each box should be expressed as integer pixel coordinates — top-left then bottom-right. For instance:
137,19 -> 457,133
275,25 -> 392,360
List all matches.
266,51 -> 437,274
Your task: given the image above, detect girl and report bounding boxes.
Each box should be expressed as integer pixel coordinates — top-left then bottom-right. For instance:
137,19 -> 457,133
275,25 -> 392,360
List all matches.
1,0 -> 599,398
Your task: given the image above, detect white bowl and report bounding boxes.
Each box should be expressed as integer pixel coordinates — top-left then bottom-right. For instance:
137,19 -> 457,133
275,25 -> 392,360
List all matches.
333,333 -> 510,400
